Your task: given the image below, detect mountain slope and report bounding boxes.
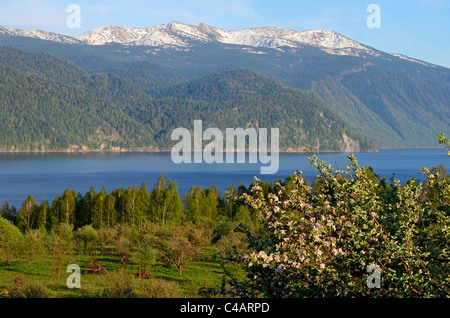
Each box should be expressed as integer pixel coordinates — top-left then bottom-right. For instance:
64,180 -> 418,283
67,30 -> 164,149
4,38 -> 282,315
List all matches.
0,46 -> 374,152
0,22 -> 448,149
0,26 -> 81,44
0,55 -> 156,151
140,69 -> 376,151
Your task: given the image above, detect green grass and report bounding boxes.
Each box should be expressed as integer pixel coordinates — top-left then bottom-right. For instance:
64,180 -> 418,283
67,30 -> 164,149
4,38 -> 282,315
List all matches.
0,247 -> 227,298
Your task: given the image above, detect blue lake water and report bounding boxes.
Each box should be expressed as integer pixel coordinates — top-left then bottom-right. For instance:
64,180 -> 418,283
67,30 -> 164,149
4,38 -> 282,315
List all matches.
0,148 -> 448,208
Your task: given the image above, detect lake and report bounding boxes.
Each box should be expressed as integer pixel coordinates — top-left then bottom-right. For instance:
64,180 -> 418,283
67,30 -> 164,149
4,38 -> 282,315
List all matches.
0,148 -> 448,208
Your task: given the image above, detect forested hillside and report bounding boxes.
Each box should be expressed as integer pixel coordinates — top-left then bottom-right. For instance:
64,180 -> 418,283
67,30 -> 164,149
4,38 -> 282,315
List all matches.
0,64 -> 155,151
0,46 -> 375,152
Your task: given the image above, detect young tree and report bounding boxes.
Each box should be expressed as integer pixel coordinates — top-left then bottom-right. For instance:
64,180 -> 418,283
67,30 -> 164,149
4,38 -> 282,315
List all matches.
158,226 -> 194,276
123,185 -> 141,228
220,184 -> 237,219
49,194 -> 62,229
36,200 -> 50,231
138,183 -> 151,230
61,189 -> 76,225
23,229 -> 46,268
134,240 -> 157,278
183,186 -> 203,222
76,187 -> 96,227
185,223 -> 212,259
112,188 -> 125,225
96,227 -> 115,256
105,193 -> 117,228
16,195 -> 39,231
93,186 -> 107,229
75,225 -> 98,254
85,186 -> 97,225
115,236 -> 132,268
233,205 -> 252,227
184,186 -> 220,223
45,223 -> 75,277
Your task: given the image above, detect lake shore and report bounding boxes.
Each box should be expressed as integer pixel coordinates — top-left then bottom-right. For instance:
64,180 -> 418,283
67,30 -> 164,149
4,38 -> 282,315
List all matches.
0,148 -> 389,154
1,148 -> 447,209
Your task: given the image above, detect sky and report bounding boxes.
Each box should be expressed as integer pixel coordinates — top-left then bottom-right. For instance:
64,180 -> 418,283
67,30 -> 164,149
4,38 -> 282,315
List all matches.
0,0 -> 449,68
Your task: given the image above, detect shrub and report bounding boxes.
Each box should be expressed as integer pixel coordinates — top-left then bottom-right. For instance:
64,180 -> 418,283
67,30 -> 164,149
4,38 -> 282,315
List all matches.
214,231 -> 249,256
136,278 -> 182,298
0,217 -> 23,265
7,275 -> 50,298
96,271 -> 136,298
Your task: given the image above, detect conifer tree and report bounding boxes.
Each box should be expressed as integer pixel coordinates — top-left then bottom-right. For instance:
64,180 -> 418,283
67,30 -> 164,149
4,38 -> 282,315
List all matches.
61,189 -> 76,225
16,195 -> 38,231
36,200 -> 50,231
93,186 -> 107,229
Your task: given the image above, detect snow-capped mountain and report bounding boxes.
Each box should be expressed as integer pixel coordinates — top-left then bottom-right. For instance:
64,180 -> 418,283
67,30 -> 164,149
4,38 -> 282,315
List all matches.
76,22 -> 378,57
0,26 -> 82,44
0,21 -> 447,152
0,22 -> 430,63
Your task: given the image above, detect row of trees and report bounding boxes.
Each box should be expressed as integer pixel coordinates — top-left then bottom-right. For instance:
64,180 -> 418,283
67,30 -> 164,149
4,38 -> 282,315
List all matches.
0,175 -> 256,234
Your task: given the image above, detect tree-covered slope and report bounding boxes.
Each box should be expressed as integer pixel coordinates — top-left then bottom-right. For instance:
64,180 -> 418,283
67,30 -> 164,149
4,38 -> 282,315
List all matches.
137,69 -> 376,151
1,28 -> 448,149
0,64 -> 155,151
0,46 -> 375,152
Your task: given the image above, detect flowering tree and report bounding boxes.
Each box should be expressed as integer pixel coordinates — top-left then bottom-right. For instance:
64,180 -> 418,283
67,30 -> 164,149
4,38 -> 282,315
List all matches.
211,136 -> 450,298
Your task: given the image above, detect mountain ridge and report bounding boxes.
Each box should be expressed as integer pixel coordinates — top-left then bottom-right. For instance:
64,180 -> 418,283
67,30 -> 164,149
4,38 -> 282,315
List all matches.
0,22 -> 442,68
76,22 -> 375,56
0,23 -> 448,150
0,22 -> 423,62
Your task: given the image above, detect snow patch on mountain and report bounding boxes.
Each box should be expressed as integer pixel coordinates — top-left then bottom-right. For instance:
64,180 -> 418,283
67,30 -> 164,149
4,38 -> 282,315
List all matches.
0,22 -> 380,57
77,25 -> 149,45
0,26 -> 81,44
389,53 -> 432,67
76,22 -> 379,57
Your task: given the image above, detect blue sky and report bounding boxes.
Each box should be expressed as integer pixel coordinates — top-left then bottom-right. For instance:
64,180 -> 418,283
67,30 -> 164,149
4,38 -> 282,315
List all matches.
0,0 -> 449,67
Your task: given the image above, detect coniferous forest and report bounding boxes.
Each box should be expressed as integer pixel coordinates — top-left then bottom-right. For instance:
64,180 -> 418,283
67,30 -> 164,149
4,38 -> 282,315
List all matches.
0,46 -> 375,153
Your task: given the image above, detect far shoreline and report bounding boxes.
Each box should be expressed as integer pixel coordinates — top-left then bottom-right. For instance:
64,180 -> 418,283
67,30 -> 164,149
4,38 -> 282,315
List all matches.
0,146 -> 445,155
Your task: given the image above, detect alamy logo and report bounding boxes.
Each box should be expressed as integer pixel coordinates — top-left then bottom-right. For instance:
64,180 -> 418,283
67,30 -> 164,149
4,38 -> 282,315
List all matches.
66,264 -> 81,289
66,4 -> 81,29
367,4 -> 381,29
366,264 -> 381,289
171,120 -> 279,174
